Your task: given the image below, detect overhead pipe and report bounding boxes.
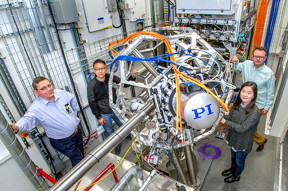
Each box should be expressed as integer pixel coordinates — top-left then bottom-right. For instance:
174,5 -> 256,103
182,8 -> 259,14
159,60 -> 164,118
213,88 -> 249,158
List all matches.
110,165 -> 144,191
50,101 -> 154,191
0,111 -> 47,189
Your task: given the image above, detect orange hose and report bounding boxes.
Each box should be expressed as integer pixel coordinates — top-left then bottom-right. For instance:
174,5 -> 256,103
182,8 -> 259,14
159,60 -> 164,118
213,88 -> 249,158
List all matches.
250,0 -> 270,57
177,72 -> 229,112
108,31 -> 229,140
109,31 -> 182,135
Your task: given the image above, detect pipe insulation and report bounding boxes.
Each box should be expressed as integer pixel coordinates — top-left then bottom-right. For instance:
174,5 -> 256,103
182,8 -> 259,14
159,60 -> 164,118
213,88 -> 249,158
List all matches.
0,111 -> 47,189
50,101 -> 154,191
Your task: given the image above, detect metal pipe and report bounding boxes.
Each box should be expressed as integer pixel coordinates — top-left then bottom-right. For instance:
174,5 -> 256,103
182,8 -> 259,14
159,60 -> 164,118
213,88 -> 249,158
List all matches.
172,151 -> 188,185
36,0 -> 56,51
139,169 -> 157,191
184,145 -> 197,186
50,102 -> 154,191
10,6 -> 53,80
6,4 -> 37,78
133,49 -> 159,77
110,165 -> 144,191
24,0 -> 50,53
0,111 -> 47,189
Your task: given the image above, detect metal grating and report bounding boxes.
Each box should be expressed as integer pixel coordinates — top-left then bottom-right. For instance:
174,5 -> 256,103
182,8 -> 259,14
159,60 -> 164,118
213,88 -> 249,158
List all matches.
0,0 -> 72,104
65,32 -> 137,76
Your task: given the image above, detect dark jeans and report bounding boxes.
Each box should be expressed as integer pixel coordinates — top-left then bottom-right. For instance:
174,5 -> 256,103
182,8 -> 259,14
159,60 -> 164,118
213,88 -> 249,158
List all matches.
50,128 -> 84,167
101,113 -> 124,148
101,113 -> 123,136
230,148 -> 248,176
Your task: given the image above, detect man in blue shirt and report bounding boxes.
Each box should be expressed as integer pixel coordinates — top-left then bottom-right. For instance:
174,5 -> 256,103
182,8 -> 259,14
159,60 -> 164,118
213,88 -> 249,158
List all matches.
8,76 -> 84,167
231,46 -> 275,152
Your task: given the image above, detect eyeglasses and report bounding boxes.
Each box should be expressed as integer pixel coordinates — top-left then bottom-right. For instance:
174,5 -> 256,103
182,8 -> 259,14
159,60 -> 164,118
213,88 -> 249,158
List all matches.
253,55 -> 266,59
94,67 -> 106,71
37,84 -> 53,91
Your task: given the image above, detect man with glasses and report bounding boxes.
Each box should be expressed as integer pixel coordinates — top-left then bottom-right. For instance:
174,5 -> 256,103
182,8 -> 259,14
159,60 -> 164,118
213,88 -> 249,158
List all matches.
231,46 -> 275,152
87,59 -> 136,155
87,59 -> 122,154
8,76 -> 84,167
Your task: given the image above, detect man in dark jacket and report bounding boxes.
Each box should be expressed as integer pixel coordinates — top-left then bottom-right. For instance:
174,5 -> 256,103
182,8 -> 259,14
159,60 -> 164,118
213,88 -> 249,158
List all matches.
87,59 -> 123,154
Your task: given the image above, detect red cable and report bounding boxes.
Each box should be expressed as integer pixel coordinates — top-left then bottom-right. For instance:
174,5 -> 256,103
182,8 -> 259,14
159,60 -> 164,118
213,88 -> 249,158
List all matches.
84,163 -> 118,191
37,168 -> 57,184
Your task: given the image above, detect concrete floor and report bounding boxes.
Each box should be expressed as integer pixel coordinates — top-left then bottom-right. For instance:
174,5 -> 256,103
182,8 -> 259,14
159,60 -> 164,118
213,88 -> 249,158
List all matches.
115,112 -> 274,190
77,110 -> 279,191
199,115 -> 276,191
108,113 -> 276,191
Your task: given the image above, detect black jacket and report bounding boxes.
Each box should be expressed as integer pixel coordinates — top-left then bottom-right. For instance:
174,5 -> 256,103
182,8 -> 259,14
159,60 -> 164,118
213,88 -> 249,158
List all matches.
87,74 -> 120,119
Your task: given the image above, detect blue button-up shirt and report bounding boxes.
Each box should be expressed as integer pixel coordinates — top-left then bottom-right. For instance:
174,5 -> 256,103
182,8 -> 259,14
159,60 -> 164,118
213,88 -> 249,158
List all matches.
16,89 -> 80,139
234,60 -> 275,111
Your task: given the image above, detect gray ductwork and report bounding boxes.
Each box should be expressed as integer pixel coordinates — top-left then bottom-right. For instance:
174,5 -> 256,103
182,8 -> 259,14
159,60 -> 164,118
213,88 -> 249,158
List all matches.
0,111 -> 47,190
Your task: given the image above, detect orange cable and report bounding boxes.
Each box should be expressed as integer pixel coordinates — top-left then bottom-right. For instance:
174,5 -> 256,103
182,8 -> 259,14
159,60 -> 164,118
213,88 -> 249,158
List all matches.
177,72 -> 229,112
108,31 -> 229,140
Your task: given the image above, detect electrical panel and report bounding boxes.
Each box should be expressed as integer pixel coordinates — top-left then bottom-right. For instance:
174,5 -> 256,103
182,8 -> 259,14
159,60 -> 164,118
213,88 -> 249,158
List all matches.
49,0 -> 79,24
176,0 -> 235,15
124,0 -> 146,22
82,0 -> 113,32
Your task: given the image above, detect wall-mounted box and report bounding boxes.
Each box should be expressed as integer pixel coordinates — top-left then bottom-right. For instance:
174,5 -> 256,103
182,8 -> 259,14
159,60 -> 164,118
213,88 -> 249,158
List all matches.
49,0 -> 79,24
82,0 -> 113,32
176,0 -> 235,15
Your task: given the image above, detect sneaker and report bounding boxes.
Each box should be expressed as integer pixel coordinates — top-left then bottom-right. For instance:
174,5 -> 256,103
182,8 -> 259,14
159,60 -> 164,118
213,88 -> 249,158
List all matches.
222,167 -> 235,176
224,174 -> 240,183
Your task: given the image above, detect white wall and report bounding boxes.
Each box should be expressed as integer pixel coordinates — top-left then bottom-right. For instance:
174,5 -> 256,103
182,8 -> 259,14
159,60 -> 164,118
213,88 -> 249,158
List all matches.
74,0 -> 152,43
0,158 -> 36,191
0,0 -> 152,190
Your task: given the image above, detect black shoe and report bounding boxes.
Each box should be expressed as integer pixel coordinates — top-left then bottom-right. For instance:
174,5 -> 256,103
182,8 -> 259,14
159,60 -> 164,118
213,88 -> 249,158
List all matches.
115,146 -> 121,155
222,167 -> 235,176
224,174 -> 240,183
256,138 -> 267,152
